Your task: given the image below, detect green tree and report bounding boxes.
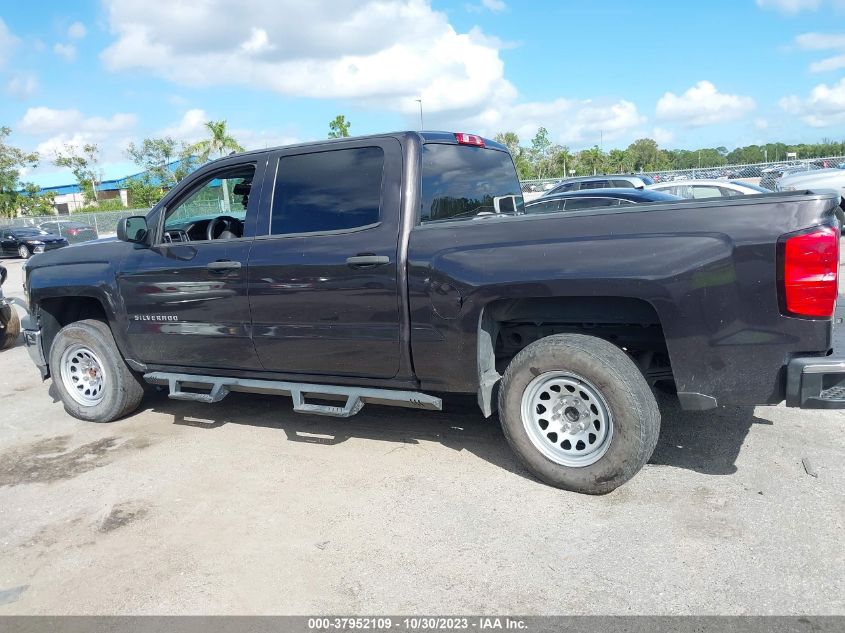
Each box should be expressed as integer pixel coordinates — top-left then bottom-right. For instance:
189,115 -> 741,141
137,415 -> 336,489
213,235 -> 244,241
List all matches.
188,120 -> 245,162
529,127 -> 553,178
0,127 -> 40,218
626,138 -> 660,172
604,149 -> 628,174
125,136 -> 199,207
18,183 -> 56,216
328,115 -> 352,139
550,146 -> 574,178
495,131 -> 535,179
54,143 -> 101,203
494,131 -> 521,156
576,146 -> 605,175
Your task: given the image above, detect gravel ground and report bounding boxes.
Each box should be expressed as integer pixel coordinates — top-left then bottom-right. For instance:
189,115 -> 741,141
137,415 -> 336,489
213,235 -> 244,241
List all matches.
0,256 -> 843,615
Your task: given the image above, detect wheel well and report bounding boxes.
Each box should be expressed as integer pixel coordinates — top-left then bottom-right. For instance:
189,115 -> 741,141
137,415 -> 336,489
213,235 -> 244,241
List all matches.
477,296 -> 674,416
39,296 -> 108,365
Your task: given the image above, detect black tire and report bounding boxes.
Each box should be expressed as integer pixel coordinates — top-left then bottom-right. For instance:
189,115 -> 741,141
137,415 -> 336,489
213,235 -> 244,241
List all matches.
1,304 -> 20,350
17,244 -> 30,259
48,319 -> 144,422
498,334 -> 660,494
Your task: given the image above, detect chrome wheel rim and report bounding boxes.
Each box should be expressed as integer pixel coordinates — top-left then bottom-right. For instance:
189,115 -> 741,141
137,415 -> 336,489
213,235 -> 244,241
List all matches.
18,245 -> 28,258
520,371 -> 613,467
60,344 -> 107,406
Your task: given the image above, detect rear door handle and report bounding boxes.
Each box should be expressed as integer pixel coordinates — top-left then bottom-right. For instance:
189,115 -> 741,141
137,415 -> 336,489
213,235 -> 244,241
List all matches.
206,260 -> 242,271
346,255 -> 390,267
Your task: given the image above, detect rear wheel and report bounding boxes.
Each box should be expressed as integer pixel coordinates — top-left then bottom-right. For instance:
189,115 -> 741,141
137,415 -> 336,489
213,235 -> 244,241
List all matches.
0,304 -> 20,350
18,244 -> 29,259
49,319 -> 144,422
498,334 -> 660,494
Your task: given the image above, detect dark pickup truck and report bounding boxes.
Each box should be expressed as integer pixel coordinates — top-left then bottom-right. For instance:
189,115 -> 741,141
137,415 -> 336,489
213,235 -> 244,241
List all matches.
20,131 -> 845,493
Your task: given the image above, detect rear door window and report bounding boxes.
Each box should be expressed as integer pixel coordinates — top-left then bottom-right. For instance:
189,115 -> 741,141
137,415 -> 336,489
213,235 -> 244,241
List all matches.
421,144 -> 523,222
690,186 -> 723,199
579,180 -> 609,190
524,199 -> 563,215
562,197 -> 621,211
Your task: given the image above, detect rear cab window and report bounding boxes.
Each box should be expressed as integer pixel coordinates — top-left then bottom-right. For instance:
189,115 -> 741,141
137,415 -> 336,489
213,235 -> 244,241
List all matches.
420,143 -> 523,223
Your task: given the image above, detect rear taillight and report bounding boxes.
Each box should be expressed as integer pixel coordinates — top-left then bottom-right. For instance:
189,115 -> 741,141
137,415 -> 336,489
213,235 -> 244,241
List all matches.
780,226 -> 839,318
455,132 -> 485,148
68,228 -> 79,235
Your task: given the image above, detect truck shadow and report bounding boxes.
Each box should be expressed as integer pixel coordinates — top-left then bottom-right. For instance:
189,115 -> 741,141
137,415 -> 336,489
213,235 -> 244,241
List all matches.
651,394 -> 772,476
142,388 -> 771,481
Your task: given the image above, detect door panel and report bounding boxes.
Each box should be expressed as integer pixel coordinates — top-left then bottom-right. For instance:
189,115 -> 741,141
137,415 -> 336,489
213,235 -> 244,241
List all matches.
118,161 -> 264,370
248,139 -> 402,378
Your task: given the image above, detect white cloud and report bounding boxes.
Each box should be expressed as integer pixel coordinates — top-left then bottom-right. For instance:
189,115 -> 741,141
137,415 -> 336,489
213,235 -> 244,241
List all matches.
482,0 -> 506,10
17,106 -> 137,165
756,0 -> 821,13
0,18 -> 20,66
656,81 -> 755,126
53,42 -> 77,61
754,117 -> 769,130
465,98 -> 646,146
652,126 -> 675,145
795,32 -> 845,72
68,22 -> 87,39
158,108 -> 299,150
6,73 -> 38,99
100,0 -> 516,116
780,77 -> 845,126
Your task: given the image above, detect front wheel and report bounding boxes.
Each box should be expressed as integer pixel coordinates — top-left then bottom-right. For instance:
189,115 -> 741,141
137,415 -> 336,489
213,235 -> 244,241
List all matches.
48,319 -> 145,422
18,244 -> 30,259
498,334 -> 660,494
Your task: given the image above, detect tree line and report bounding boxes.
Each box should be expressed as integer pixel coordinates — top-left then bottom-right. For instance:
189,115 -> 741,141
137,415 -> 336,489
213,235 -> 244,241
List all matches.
4,111 -> 844,219
496,129 -> 845,180
0,120 -> 245,218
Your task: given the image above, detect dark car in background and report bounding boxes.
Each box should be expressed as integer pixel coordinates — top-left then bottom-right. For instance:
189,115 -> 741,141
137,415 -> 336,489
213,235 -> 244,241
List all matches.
0,227 -> 68,259
526,187 -> 682,214
39,220 -> 99,244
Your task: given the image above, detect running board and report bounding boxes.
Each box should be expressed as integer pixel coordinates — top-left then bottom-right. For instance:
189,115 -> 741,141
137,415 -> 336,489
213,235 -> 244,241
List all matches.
143,372 -> 442,418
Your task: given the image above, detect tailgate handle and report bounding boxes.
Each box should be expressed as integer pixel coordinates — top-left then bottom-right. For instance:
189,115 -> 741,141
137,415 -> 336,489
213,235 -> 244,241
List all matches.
346,254 -> 390,268
206,260 -> 242,271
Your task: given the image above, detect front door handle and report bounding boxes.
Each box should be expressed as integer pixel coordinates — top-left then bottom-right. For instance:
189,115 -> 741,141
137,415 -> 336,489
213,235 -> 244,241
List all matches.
346,254 -> 390,268
206,260 -> 242,271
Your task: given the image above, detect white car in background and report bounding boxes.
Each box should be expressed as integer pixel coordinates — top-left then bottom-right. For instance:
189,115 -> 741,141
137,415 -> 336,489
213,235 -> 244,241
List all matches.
647,179 -> 770,199
776,168 -> 845,194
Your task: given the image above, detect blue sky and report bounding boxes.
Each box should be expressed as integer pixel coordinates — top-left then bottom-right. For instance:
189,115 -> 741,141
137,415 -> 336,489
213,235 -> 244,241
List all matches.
1,0 -> 844,187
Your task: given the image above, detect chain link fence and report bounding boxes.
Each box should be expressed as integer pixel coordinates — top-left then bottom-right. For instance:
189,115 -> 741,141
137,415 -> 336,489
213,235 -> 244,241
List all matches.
520,155 -> 845,195
0,209 -> 146,239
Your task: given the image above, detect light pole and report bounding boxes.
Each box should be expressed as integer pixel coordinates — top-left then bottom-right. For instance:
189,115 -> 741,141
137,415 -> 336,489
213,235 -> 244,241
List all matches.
415,99 -> 424,130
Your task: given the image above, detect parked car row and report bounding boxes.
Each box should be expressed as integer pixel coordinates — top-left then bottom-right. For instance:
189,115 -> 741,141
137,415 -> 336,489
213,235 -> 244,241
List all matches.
537,173 -> 772,203
0,219 -> 99,258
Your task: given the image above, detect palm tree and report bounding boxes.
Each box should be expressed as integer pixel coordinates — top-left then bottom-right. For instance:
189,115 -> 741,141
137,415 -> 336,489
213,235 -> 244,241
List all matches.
189,120 -> 245,212
189,120 -> 245,163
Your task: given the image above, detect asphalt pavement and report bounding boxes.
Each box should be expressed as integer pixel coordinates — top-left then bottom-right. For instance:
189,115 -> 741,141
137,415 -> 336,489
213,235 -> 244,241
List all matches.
0,256 -> 843,615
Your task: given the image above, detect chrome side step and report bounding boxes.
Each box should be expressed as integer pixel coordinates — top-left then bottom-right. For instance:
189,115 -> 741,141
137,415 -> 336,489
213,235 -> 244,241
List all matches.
143,372 -> 442,418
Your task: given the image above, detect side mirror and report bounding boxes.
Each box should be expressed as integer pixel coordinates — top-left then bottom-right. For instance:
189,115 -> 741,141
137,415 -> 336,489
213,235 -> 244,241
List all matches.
117,216 -> 149,244
493,195 -> 518,214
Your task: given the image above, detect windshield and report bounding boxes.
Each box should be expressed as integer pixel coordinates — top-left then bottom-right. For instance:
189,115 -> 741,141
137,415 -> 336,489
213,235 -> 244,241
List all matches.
420,144 -> 524,223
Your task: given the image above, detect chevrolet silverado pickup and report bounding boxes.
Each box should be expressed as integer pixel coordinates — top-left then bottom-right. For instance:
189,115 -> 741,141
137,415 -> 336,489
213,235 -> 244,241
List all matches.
20,131 -> 845,494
